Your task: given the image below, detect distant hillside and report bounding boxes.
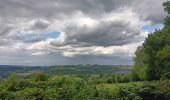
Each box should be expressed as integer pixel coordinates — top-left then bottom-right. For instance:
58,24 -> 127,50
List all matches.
0,65 -> 132,78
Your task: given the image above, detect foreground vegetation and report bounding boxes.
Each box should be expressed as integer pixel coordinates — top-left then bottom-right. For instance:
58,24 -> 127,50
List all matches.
0,73 -> 170,100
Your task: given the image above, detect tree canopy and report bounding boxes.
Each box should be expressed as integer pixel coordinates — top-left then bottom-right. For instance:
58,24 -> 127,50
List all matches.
133,1 -> 170,80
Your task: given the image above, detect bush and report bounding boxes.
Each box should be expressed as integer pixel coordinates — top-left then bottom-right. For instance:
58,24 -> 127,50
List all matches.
106,74 -> 132,83
161,72 -> 170,80
114,80 -> 170,100
27,72 -> 48,81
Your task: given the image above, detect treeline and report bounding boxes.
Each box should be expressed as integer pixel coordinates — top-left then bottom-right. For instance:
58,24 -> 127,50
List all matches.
0,65 -> 131,78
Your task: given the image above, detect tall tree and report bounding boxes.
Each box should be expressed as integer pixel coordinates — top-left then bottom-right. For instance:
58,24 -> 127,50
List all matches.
133,1 -> 170,80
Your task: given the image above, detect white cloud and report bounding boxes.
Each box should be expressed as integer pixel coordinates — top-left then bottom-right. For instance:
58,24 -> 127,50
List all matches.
31,51 -> 49,56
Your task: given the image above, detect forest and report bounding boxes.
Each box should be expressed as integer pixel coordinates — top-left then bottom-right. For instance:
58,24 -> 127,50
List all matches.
0,1 -> 170,100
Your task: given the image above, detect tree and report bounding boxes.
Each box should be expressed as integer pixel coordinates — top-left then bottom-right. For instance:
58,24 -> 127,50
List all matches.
27,72 -> 48,81
132,46 -> 147,81
133,1 -> 170,80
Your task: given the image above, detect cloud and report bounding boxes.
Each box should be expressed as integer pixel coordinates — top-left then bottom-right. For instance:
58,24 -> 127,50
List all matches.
0,26 -> 13,37
51,8 -> 141,48
131,0 -> 167,24
30,19 -> 50,30
0,39 -> 9,46
24,36 -> 47,43
0,0 -> 167,65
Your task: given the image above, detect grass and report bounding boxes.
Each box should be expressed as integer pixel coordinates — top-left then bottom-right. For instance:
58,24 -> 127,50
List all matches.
97,82 -> 144,91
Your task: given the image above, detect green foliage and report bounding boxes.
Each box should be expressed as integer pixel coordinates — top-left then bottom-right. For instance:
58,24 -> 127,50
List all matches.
143,29 -> 170,80
132,65 -> 147,81
156,45 -> 170,74
0,73 -> 170,100
161,72 -> 170,80
163,1 -> 170,14
111,80 -> 170,100
132,1 -> 170,80
27,72 -> 48,81
115,85 -> 142,100
132,46 -> 147,81
107,74 -> 132,83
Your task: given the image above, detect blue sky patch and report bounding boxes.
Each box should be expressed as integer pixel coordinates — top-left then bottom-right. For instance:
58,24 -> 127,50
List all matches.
141,24 -> 164,32
26,31 -> 60,38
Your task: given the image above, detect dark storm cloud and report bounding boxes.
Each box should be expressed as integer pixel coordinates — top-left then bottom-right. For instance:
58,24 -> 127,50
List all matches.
31,20 -> 50,30
24,36 -> 47,43
0,26 -> 14,46
51,19 -> 141,47
0,26 -> 13,37
0,0 -> 166,22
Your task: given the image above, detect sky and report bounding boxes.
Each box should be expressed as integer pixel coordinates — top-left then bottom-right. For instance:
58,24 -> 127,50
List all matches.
0,0 -> 168,65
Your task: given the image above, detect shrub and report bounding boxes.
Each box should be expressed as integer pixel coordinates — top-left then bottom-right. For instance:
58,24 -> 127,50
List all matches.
161,72 -> 170,80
